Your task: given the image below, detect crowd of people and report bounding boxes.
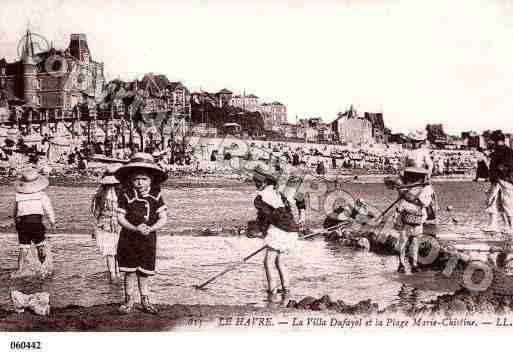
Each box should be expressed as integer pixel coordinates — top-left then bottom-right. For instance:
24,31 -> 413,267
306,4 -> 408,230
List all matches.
0,129 -> 491,181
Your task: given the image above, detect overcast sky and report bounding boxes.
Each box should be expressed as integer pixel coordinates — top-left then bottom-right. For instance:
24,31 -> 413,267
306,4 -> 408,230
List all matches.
1,0 -> 513,134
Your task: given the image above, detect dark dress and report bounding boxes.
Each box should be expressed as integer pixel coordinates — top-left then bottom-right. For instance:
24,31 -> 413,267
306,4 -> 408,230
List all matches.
489,146 -> 513,184
117,188 -> 167,275
254,191 -> 305,236
475,160 -> 489,180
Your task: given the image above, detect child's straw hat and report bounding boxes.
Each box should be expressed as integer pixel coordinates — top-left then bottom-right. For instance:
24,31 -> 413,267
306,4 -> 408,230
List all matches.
14,168 -> 49,194
252,164 -> 280,183
114,152 -> 168,184
404,166 -> 429,175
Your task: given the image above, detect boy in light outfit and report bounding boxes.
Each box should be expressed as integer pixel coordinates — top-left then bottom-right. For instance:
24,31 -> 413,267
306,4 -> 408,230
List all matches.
11,168 -> 56,277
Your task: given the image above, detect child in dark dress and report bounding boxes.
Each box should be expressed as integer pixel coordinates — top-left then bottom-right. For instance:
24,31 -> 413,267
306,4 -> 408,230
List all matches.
251,165 -> 305,298
114,153 -> 168,314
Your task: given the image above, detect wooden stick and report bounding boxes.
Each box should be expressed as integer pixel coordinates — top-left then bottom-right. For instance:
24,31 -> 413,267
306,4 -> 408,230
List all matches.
374,197 -> 402,223
194,245 -> 268,290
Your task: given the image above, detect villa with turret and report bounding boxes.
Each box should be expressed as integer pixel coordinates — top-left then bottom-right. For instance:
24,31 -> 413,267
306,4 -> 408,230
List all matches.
0,30 -> 105,119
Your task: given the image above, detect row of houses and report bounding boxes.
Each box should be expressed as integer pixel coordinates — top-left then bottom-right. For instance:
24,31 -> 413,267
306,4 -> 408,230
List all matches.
1,28 -> 390,147
265,106 -> 388,145
190,89 -> 287,131
0,29 -> 290,141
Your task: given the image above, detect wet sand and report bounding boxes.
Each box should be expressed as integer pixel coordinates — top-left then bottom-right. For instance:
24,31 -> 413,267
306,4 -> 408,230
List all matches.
1,288 -> 511,331
0,303 -> 284,331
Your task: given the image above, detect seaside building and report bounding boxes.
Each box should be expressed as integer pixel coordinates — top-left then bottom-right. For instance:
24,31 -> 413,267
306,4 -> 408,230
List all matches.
134,73 -> 191,117
190,122 -> 218,137
365,112 -> 387,144
259,101 -> 287,130
317,123 -> 333,142
330,106 -> 373,144
230,93 -> 259,112
0,30 -> 105,118
297,117 -> 321,142
216,88 -> 233,108
461,131 -> 485,149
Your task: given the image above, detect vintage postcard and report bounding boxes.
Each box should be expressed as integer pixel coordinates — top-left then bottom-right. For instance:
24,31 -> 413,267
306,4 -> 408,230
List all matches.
1,0 -> 513,354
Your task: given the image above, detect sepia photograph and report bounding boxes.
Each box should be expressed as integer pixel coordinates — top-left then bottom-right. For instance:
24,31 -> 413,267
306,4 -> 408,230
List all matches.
1,0 -> 513,354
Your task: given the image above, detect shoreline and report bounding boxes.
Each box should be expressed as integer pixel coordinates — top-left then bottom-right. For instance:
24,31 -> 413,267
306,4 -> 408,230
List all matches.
0,288 -> 511,331
0,172 -> 475,188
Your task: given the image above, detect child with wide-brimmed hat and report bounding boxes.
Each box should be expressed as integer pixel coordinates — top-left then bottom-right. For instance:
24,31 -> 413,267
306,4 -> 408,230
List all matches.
251,164 -> 305,299
90,164 -> 122,281
11,167 -> 55,278
394,167 -> 433,274
114,152 -> 168,314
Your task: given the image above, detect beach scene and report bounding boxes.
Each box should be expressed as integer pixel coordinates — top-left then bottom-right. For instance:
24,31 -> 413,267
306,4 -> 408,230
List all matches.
2,0 -> 513,336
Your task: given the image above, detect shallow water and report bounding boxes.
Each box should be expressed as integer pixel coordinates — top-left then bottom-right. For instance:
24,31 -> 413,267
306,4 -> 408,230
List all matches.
0,233 -> 459,310
0,181 -> 502,310
0,181 -> 496,233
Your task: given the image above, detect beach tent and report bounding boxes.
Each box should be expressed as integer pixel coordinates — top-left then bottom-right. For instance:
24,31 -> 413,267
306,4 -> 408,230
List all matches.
48,136 -> 72,163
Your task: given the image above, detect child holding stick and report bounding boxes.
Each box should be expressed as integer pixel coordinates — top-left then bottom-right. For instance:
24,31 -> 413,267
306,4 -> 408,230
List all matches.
252,165 -> 305,297
394,167 -> 433,274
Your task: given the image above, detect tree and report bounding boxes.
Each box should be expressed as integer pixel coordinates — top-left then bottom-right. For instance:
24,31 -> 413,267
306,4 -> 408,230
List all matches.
425,124 -> 446,143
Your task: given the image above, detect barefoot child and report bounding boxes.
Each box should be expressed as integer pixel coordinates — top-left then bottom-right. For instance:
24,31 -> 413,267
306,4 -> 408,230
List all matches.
485,131 -> 513,233
394,167 -> 433,274
91,165 -> 122,281
12,168 -> 55,277
252,165 -> 305,297
114,153 -> 168,314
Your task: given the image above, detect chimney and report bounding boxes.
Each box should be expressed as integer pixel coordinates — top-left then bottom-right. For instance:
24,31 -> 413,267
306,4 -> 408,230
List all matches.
68,33 -> 90,62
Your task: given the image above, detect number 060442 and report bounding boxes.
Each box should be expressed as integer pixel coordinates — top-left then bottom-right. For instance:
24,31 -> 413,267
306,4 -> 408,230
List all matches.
10,341 -> 41,350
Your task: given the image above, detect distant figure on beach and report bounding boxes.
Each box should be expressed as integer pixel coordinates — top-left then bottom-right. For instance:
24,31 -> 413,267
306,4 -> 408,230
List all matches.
114,153 -> 168,314
292,152 -> 300,167
11,168 -> 56,278
316,160 -> 326,176
486,131 -> 513,233
474,148 -> 489,182
251,165 -> 305,299
90,165 -> 122,281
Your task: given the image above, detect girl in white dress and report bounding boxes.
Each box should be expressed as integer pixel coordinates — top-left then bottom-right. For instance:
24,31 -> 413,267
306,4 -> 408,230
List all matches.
91,165 -> 121,281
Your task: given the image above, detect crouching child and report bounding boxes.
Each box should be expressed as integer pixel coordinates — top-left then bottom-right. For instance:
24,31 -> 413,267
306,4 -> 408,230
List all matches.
323,199 -> 376,242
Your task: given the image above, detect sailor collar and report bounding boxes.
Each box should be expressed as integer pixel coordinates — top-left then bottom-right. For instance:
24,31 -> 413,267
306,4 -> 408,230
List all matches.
127,188 -> 161,201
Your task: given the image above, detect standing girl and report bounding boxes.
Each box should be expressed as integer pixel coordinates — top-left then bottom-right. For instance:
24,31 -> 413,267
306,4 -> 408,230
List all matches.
252,165 -> 305,297
91,165 -> 121,281
114,153 -> 168,314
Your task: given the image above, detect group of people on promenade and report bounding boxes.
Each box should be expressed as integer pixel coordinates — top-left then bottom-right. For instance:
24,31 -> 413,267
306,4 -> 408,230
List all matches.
0,128 -> 488,182
7,128 -> 513,312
